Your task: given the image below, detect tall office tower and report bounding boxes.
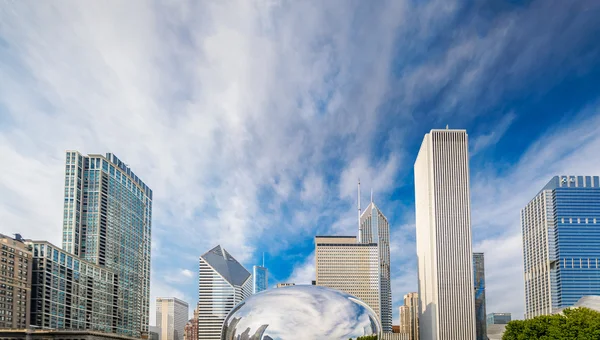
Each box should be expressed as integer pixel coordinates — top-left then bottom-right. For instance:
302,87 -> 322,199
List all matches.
522,175 -> 600,318
183,308 -> 198,340
61,151 -> 152,336
414,129 -> 476,340
28,240 -> 119,332
198,245 -> 252,340
253,265 -> 268,294
473,253 -> 487,340
358,191 -> 392,333
156,297 -> 189,340
0,234 -> 31,329
315,236 -> 381,322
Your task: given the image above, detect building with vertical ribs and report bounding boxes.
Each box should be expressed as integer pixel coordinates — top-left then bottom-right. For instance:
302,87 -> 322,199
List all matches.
414,129 -> 476,340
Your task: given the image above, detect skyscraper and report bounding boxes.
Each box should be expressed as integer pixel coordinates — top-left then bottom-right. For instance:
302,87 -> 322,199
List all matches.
61,151 -> 152,337
473,253 -> 487,340
198,245 -> 252,340
522,175 -> 600,318
398,292 -> 419,340
315,236 -> 380,319
358,187 -> 392,333
414,129 -> 476,340
156,297 -> 189,340
253,265 -> 268,294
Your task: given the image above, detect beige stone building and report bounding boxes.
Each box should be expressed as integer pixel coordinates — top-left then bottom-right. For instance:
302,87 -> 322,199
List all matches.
0,234 -> 31,329
315,236 -> 380,321
399,292 -> 419,340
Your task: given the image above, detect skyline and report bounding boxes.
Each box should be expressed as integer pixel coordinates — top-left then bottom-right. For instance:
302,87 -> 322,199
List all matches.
2,0 -> 600,326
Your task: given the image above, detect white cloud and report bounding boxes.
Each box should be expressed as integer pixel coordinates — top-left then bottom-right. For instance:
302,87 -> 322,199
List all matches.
0,0 -> 597,327
181,269 -> 194,278
286,252 -> 316,286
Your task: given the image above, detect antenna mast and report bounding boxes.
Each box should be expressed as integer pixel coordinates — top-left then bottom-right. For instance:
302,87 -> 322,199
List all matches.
358,178 -> 362,243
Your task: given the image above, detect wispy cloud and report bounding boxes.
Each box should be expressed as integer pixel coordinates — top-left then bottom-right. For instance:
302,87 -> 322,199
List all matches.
1,0 -> 599,327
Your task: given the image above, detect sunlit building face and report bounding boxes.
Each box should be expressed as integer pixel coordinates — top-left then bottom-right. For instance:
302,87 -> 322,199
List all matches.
221,285 -> 381,340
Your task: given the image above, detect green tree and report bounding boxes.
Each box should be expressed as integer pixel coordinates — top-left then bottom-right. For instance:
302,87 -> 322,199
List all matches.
502,307 -> 600,340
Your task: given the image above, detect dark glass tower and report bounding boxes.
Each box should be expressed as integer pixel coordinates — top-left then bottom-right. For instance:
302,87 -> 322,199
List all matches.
473,253 -> 487,340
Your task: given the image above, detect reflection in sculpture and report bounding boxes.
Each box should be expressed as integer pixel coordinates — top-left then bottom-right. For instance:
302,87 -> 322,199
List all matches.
221,285 -> 381,340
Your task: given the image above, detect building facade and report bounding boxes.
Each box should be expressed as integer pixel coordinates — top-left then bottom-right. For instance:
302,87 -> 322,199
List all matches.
359,201 -> 392,333
61,151 -> 152,336
0,234 -> 31,329
0,329 -> 142,340
156,297 -> 188,340
398,292 -> 418,340
198,245 -> 252,340
414,129 -> 476,340
522,175 -> 600,318
28,240 -> 119,333
183,308 -> 197,340
315,236 -> 381,322
252,266 -> 268,294
275,283 -> 295,288
473,253 -> 487,340
487,313 -> 511,325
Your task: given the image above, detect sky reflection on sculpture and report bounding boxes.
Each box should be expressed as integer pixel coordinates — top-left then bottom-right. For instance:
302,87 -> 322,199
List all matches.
221,285 -> 380,340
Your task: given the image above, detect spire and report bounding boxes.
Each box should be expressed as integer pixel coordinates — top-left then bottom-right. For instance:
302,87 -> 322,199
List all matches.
358,178 -> 362,243
262,252 -> 265,267
371,188 -> 373,203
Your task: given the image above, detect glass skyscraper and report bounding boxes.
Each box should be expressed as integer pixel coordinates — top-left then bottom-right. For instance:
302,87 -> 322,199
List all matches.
359,200 -> 392,333
473,253 -> 487,340
61,151 -> 152,336
522,175 -> 600,318
198,245 -> 252,340
252,265 -> 268,294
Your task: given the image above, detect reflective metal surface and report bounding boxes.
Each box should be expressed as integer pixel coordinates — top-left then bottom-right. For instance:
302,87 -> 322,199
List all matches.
221,285 -> 381,340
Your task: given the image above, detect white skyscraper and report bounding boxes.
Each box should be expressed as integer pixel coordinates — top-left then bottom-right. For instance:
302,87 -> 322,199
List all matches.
414,129 -> 476,340
198,245 -> 252,340
156,297 -> 189,340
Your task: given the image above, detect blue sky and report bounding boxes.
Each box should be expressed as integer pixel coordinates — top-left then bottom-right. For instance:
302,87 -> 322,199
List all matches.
1,0 -> 600,325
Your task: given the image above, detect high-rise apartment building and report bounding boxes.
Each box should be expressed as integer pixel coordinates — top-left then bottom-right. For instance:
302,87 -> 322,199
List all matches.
473,253 -> 487,340
398,292 -> 418,340
61,151 -> 152,336
414,129 -> 476,340
156,297 -> 188,340
315,236 -> 381,321
359,197 -> 392,333
252,265 -> 268,294
28,240 -> 119,332
522,175 -> 600,318
487,313 -> 511,325
0,234 -> 31,329
183,308 -> 197,340
198,245 -> 252,340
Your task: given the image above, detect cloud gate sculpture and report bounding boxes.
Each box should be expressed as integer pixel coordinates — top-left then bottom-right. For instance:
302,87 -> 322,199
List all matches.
221,285 -> 381,340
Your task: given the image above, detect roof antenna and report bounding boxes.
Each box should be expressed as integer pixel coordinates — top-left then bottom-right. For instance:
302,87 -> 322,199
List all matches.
262,252 -> 265,267
446,124 -> 449,130
371,188 -> 373,203
358,178 -> 362,243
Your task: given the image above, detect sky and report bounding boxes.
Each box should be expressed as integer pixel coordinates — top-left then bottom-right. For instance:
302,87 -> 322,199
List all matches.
1,0 -> 600,326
